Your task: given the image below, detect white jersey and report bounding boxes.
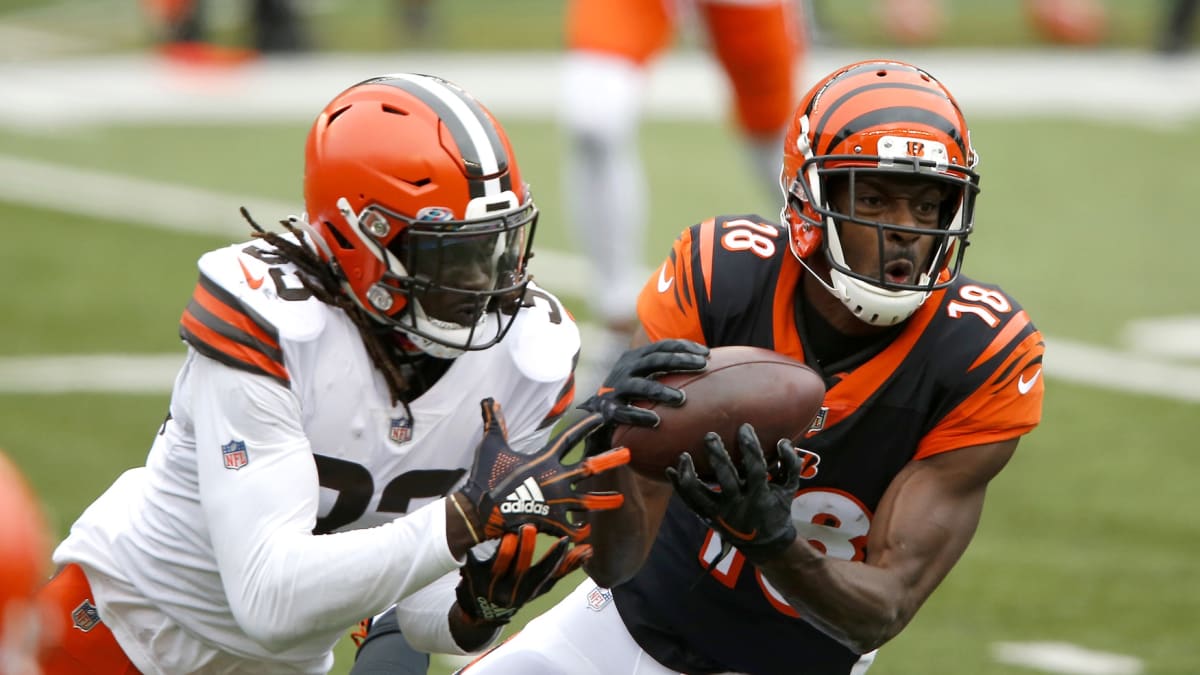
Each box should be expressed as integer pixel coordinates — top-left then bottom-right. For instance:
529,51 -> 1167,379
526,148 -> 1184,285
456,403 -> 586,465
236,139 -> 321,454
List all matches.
53,238 -> 579,675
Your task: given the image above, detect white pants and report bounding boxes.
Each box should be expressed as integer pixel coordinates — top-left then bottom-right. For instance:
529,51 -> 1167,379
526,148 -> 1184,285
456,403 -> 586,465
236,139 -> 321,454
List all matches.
459,580 -> 877,674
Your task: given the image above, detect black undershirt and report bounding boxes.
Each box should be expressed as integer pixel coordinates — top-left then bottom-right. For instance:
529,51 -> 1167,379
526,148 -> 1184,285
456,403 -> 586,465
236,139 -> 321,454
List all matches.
794,291 -> 902,383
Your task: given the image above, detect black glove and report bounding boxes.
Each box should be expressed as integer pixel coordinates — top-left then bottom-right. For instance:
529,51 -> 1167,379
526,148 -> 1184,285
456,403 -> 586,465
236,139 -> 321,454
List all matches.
577,339 -> 709,452
457,399 -> 629,543
456,524 -> 590,625
666,423 -> 801,565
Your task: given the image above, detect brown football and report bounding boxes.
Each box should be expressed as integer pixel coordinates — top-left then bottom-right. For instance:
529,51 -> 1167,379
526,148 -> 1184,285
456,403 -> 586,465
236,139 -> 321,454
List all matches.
611,346 -> 826,481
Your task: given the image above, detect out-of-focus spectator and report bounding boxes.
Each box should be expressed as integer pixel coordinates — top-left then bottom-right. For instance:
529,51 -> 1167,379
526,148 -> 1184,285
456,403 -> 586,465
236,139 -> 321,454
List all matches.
1159,0 -> 1200,54
141,0 -> 311,61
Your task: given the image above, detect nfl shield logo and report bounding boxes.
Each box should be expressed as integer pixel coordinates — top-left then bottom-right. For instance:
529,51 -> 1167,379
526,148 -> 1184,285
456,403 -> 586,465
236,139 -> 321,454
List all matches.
222,440 -> 249,470
585,586 -> 612,612
806,406 -> 829,436
389,416 -> 413,444
72,599 -> 101,632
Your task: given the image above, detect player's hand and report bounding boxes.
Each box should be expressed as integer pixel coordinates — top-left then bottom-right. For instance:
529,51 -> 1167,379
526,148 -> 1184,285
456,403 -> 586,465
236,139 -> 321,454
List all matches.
456,399 -> 630,543
577,339 -> 709,453
666,423 -> 800,564
456,524 -> 590,626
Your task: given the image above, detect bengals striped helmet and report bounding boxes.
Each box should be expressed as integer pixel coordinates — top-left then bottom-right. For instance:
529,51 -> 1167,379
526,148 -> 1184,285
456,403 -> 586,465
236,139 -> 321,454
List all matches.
781,60 -> 980,326
303,74 -> 537,357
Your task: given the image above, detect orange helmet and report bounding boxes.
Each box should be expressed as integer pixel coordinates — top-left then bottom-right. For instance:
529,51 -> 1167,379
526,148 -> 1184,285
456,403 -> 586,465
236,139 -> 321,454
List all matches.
303,74 -> 537,357
0,452 -> 51,672
781,60 -> 980,325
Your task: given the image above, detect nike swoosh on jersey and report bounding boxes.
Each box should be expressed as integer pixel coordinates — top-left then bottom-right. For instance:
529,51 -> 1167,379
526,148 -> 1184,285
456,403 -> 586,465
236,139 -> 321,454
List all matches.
238,259 -> 265,290
1017,368 -> 1042,395
657,264 -> 674,293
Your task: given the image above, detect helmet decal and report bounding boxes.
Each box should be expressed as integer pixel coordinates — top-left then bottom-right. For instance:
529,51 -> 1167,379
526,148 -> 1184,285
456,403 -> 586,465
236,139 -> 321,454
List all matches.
371,74 -> 512,199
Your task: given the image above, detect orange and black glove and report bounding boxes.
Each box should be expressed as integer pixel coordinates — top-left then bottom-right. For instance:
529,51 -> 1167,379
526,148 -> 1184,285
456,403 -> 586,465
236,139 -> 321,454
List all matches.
455,524 -> 590,625
456,398 -> 629,543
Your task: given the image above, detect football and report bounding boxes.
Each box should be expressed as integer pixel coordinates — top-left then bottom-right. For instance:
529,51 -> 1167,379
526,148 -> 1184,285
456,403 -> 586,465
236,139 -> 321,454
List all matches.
611,346 -> 826,481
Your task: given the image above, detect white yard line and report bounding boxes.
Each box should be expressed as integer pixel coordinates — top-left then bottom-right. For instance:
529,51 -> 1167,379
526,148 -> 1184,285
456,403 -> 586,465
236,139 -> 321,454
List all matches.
992,641 -> 1144,675
1,49 -> 1198,130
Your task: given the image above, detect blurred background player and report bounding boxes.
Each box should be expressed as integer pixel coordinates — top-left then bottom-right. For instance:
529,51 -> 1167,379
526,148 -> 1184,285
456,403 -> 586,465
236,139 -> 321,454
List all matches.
462,59 -> 1044,675
0,451 -> 52,675
32,73 -> 628,675
1159,0 -> 1200,55
561,0 -> 806,374
141,0 -> 311,60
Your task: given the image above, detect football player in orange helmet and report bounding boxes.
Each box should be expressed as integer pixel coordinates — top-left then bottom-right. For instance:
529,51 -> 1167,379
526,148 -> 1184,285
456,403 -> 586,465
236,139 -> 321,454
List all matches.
462,59 -> 1042,675
299,74 -> 540,361
779,59 -> 980,327
0,451 -> 52,675
36,74 -> 634,675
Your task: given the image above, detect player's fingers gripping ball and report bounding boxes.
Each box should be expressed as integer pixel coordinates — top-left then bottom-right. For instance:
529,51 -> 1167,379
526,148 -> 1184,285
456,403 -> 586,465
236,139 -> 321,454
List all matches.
667,423 -> 802,564
577,339 -> 711,429
609,346 -> 826,480
456,524 -> 592,625
458,399 -> 630,543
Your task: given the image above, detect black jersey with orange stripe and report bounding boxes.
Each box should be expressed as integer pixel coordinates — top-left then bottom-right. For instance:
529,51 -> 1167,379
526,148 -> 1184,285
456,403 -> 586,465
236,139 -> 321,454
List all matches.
617,215 -> 1043,674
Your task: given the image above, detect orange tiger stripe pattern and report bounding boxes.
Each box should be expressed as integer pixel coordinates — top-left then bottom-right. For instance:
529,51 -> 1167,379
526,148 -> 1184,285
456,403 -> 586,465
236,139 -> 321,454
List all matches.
804,61 -> 970,161
179,275 -> 289,385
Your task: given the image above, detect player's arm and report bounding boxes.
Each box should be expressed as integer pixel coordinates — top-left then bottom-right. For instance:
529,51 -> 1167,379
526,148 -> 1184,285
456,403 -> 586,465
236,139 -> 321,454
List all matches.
581,326 -> 688,588
757,437 -> 1017,653
189,353 -> 467,652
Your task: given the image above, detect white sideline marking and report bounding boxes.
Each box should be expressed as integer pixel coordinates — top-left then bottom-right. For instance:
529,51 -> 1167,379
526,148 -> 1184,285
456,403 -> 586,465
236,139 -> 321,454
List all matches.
1123,315 -> 1200,361
1048,338 -> 1200,403
992,641 -> 1143,675
0,354 -> 185,394
1,49 -> 1198,130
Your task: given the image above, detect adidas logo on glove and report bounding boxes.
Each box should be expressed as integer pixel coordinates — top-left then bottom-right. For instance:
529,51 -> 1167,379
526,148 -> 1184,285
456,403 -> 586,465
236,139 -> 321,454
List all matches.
474,597 -> 517,622
499,477 -> 550,516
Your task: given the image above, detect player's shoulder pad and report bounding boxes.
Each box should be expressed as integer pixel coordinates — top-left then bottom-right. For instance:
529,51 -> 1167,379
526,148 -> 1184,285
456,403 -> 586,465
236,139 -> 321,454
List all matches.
503,281 -> 580,383
194,238 -> 330,343
925,275 -> 1041,376
692,213 -> 789,306
182,239 -> 336,385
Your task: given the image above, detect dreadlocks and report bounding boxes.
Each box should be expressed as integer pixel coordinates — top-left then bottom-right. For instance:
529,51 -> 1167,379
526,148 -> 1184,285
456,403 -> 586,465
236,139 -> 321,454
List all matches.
240,208 -> 413,409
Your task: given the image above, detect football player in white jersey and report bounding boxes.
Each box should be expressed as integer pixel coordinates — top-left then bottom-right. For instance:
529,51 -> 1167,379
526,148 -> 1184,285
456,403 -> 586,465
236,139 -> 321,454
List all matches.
34,74 -> 636,675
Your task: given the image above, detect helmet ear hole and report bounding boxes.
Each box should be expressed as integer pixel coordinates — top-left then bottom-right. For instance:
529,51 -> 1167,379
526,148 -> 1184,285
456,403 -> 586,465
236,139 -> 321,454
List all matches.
324,221 -> 354,250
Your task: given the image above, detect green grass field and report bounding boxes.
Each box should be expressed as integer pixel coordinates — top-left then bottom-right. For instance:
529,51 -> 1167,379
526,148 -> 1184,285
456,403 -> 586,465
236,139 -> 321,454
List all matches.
2,1 -> 1199,673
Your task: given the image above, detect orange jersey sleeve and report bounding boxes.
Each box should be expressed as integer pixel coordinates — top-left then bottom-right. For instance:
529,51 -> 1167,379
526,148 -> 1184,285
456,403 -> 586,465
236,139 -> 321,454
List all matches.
636,223 -> 709,344
915,312 -> 1045,459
